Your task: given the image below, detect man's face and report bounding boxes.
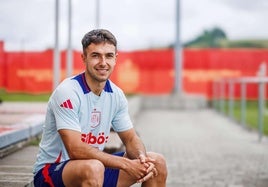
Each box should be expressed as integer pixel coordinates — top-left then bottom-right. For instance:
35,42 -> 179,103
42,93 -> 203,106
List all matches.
82,42 -> 117,83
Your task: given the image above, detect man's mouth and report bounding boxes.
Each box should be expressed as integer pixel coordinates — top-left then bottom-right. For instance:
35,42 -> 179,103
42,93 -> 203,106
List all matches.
96,68 -> 108,74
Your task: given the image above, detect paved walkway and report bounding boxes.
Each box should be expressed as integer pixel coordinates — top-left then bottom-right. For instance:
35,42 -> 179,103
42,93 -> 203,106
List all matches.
134,109 -> 268,187
1,104 -> 268,186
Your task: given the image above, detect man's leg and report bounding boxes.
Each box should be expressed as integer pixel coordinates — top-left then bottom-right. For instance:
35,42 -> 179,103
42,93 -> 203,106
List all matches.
62,159 -> 105,187
141,152 -> 167,187
116,152 -> 168,187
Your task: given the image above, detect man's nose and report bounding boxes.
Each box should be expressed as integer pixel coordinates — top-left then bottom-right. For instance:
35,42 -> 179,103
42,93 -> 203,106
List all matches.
99,56 -> 107,64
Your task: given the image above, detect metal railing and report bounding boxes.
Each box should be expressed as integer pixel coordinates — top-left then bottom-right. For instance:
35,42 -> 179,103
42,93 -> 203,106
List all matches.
212,63 -> 267,142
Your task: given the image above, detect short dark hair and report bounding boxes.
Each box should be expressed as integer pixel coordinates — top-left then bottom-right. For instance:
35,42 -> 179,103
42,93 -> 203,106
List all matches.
81,29 -> 117,55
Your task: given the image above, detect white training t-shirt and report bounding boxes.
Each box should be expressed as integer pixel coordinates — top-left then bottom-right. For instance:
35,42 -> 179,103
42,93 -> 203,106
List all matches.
33,72 -> 133,174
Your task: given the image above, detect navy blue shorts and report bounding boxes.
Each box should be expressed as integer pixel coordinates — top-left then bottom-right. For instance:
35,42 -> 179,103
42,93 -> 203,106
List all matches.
34,152 -> 125,187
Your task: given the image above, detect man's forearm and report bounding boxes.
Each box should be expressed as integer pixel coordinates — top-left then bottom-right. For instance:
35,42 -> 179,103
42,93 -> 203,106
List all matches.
125,135 -> 147,159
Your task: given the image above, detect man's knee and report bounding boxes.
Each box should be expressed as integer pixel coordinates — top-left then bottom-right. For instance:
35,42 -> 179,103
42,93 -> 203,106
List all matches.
148,152 -> 168,180
81,160 -> 105,183
64,159 -> 105,186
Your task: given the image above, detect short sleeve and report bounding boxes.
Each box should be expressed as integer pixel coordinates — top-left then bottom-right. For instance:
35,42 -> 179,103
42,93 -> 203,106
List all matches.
111,92 -> 133,132
50,81 -> 81,132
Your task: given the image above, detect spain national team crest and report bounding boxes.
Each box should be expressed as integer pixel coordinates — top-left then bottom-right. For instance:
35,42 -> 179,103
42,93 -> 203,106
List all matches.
91,109 -> 101,128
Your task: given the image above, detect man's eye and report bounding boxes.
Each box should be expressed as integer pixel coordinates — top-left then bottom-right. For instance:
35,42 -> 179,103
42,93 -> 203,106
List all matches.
92,54 -> 99,58
106,54 -> 114,58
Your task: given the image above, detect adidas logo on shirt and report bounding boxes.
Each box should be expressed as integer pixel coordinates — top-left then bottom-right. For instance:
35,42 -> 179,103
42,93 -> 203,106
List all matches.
60,99 -> 73,109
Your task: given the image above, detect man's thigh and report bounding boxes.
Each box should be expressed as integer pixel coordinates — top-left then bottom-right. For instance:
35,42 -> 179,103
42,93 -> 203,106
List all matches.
63,152 -> 126,187
62,158 -> 105,186
34,161 -> 69,187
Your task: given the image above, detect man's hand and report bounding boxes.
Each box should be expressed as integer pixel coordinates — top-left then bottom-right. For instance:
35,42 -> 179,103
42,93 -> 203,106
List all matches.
123,159 -> 150,180
136,154 -> 158,183
138,154 -> 155,164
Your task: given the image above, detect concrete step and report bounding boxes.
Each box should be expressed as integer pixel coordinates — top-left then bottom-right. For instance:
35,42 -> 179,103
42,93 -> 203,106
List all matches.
0,146 -> 37,187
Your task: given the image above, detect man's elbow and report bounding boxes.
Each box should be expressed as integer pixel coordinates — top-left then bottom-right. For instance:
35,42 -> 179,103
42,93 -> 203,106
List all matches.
66,146 -> 84,159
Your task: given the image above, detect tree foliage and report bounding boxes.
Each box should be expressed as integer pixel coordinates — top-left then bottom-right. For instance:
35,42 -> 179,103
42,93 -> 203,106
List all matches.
183,27 -> 268,48
184,27 -> 227,48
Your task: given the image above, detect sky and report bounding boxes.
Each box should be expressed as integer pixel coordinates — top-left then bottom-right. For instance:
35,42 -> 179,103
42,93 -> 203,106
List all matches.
0,0 -> 268,51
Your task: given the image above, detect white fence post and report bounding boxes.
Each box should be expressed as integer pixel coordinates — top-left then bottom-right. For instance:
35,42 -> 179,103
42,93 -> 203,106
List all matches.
240,80 -> 246,127
228,79 -> 234,119
220,80 -> 225,113
258,63 -> 266,142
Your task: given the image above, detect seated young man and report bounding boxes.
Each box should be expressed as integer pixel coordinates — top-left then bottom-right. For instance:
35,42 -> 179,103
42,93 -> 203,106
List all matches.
33,29 -> 167,187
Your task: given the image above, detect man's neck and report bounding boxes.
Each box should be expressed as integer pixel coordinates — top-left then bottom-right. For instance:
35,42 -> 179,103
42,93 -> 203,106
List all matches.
84,73 -> 106,96
91,83 -> 104,96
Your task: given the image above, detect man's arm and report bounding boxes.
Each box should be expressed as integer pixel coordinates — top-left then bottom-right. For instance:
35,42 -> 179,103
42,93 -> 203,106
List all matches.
118,128 -> 158,182
58,129 -> 148,179
117,128 -> 147,159
59,129 -> 127,166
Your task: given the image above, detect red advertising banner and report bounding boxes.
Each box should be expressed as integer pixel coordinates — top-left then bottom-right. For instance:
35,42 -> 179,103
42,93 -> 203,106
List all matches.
0,41 -> 268,99
0,41 -> 5,88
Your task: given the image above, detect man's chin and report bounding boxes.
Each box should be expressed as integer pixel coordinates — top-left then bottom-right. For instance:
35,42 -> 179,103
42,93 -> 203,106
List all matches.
96,76 -> 109,82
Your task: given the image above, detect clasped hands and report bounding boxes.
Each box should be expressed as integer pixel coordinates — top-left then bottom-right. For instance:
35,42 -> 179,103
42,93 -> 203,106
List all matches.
136,154 -> 158,183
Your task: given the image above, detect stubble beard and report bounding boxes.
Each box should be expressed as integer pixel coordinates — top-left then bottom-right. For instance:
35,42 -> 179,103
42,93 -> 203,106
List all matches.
87,69 -> 110,84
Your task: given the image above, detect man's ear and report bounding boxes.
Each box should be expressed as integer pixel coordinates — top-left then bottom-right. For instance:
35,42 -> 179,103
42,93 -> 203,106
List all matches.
81,53 -> 86,62
115,53 -> 118,62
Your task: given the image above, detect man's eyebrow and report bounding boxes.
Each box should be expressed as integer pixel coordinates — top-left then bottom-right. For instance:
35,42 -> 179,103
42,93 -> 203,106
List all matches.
90,51 -> 114,54
90,52 -> 100,54
90,52 -> 115,56
106,52 -> 115,55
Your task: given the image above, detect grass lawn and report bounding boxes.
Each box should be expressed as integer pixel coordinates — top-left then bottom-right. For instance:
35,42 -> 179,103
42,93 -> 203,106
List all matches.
214,99 -> 268,136
0,89 -> 51,102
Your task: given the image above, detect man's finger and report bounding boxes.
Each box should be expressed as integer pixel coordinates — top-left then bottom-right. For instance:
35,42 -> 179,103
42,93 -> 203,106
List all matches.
137,171 -> 154,183
146,162 -> 155,173
152,167 -> 158,177
138,154 -> 146,163
145,157 -> 156,163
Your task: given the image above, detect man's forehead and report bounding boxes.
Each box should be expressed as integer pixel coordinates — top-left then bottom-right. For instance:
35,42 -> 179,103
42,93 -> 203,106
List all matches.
87,42 -> 116,53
